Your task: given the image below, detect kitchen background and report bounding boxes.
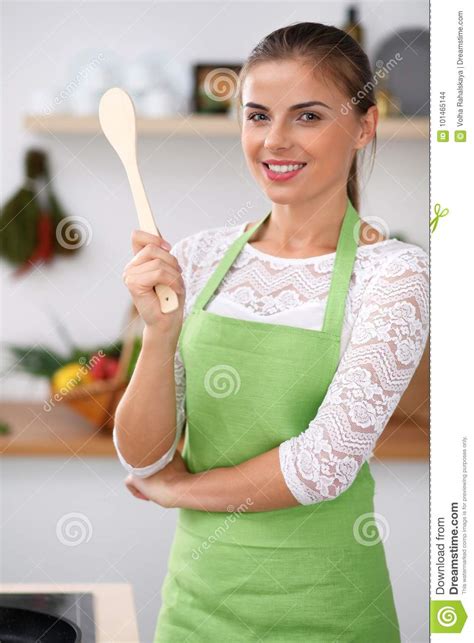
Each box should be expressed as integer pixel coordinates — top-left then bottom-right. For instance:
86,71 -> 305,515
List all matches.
1,1 -> 429,641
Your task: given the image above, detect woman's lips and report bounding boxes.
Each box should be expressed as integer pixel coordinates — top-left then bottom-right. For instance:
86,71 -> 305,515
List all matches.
260,162 -> 307,182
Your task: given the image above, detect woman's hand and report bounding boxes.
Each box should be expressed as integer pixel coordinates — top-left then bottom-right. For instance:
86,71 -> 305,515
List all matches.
124,449 -> 190,508
122,229 -> 186,342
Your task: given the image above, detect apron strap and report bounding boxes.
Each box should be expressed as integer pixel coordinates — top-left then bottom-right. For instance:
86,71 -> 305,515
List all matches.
321,198 -> 360,336
193,199 -> 361,339
193,211 -> 272,313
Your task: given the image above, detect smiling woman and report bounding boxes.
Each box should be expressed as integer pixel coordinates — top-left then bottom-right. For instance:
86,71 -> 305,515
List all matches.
133,21 -> 422,643
236,33 -> 378,224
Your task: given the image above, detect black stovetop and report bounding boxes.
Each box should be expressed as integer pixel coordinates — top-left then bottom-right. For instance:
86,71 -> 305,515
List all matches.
0,592 -> 96,642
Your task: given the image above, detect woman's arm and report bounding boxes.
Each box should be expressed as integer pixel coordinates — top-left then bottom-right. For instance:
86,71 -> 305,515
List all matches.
113,343 -> 186,477
172,446 -> 298,511
136,245 -> 429,511
113,237 -> 190,472
278,245 -> 430,505
113,336 -> 185,472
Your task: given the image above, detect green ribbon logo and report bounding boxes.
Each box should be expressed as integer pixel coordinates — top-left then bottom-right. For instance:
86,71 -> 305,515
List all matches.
430,203 -> 449,233
430,600 -> 468,633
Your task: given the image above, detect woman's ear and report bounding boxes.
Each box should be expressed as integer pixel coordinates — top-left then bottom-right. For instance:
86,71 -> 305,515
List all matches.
355,105 -> 378,149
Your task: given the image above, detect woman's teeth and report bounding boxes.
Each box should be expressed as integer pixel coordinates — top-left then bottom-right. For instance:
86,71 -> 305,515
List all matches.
265,163 -> 306,173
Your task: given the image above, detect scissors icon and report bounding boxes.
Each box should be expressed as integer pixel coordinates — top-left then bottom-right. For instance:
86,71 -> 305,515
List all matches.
430,203 -> 449,233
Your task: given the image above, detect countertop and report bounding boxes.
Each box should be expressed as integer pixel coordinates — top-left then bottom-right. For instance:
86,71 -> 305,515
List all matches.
0,583 -> 139,642
0,399 -> 428,460
0,343 -> 428,460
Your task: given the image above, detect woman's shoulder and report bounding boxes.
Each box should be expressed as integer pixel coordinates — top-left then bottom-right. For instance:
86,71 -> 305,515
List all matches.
356,240 -> 429,308
358,237 -> 428,267
352,239 -> 428,303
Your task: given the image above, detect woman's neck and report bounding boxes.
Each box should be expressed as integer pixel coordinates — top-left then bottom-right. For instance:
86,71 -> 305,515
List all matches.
245,194 -> 346,257
245,198 -> 386,259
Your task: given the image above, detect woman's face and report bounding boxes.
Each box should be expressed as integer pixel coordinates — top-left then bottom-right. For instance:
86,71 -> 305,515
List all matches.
240,58 -> 377,205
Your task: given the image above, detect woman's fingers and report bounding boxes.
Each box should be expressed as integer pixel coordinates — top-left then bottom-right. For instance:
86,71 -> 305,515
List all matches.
129,249 -> 183,277
131,229 -> 171,255
124,261 -> 185,294
129,243 -> 183,276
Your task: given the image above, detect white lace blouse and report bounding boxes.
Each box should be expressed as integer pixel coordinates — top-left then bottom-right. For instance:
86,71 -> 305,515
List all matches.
113,219 -> 429,506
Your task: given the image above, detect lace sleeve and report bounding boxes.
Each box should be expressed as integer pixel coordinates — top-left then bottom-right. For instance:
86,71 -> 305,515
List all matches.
112,235 -> 192,478
278,246 -> 429,505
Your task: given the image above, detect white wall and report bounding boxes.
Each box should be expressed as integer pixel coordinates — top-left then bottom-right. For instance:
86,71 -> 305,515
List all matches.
1,457 -> 429,642
2,0 -> 429,369
2,2 -> 429,641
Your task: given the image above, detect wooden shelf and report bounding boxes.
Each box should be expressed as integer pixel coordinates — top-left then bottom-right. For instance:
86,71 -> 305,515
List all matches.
373,340 -> 429,461
0,396 -> 427,460
0,343 -> 428,459
0,401 -> 115,457
24,113 -> 429,140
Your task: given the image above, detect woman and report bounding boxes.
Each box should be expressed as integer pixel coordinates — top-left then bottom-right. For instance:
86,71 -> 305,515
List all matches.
113,22 -> 428,642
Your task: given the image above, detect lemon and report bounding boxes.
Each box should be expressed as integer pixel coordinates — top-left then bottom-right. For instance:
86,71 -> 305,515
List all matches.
51,362 -> 93,393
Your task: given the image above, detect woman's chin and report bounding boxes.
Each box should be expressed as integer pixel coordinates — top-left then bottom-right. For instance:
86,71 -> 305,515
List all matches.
261,186 -> 309,205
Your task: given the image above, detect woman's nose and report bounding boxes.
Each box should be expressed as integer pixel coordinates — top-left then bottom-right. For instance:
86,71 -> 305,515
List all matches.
264,123 -> 292,150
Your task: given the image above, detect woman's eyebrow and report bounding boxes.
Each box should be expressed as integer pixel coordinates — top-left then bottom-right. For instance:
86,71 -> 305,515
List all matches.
243,100 -> 332,111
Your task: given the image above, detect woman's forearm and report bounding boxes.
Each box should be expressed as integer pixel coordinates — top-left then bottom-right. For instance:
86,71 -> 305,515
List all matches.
114,326 -> 179,468
174,447 -> 300,512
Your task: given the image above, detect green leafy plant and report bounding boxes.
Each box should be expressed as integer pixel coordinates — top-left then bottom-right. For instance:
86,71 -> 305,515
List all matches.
1,310 -> 142,382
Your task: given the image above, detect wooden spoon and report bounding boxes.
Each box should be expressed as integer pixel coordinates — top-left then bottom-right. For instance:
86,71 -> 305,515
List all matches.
98,87 -> 179,313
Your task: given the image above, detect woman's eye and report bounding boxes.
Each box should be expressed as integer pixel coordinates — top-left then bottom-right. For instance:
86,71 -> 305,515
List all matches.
247,112 -> 267,122
299,112 -> 321,122
246,112 -> 321,123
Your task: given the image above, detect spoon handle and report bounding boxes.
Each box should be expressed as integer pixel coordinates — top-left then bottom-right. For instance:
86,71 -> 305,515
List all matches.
127,159 -> 179,313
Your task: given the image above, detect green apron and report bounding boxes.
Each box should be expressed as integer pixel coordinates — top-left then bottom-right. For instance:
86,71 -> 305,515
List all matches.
154,198 -> 401,642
